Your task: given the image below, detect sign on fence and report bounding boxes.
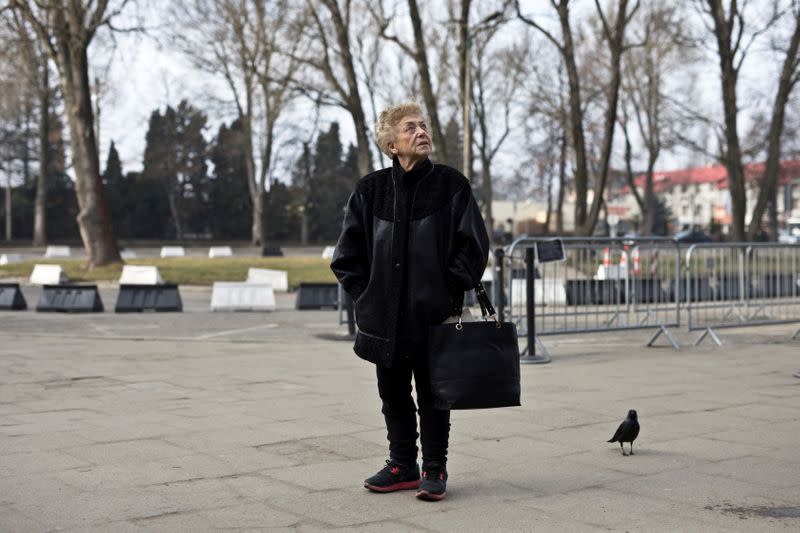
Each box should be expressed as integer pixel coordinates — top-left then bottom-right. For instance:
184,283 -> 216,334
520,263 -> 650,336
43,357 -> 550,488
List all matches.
535,239 -> 566,264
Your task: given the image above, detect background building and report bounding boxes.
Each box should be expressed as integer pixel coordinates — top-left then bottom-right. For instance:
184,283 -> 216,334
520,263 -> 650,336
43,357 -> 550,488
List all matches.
607,160 -> 800,234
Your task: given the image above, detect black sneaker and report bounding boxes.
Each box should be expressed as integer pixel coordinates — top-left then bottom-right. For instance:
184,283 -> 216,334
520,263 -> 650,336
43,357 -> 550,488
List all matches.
364,460 -> 421,493
416,464 -> 447,501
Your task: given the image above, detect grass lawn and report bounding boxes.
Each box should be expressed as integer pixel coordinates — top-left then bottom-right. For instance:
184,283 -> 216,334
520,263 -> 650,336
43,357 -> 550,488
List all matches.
0,257 -> 337,288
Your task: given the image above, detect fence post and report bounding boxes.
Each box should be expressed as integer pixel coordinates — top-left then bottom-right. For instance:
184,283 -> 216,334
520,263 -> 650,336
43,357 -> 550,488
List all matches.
521,245 -> 550,364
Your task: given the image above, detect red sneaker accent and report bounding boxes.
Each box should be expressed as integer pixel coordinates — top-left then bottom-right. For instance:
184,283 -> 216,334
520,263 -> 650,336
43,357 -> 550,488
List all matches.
415,488 -> 447,501
364,479 -> 421,493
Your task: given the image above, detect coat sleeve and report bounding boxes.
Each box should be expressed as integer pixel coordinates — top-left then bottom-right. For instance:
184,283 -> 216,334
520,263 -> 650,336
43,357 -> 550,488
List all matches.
330,189 -> 369,301
446,186 -> 490,296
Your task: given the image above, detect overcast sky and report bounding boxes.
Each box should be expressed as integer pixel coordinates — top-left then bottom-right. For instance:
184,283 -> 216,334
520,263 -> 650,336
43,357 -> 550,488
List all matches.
92,0 -> 790,187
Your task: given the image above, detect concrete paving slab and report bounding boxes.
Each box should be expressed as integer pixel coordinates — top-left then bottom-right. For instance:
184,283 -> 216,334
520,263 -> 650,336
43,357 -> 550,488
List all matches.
62,438 -> 194,465
265,487 -> 422,528
403,498 -> 600,532
218,473 -> 309,502
604,467 -> 796,508
486,459 -> 634,496
0,505 -> 48,532
198,502 -> 302,529
517,487 -> 770,533
694,456 -> 800,488
1,309 -> 799,531
0,449 -> 91,477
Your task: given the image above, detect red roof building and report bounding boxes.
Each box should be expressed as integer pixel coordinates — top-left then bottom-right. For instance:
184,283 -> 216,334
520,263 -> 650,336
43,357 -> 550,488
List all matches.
608,159 -> 800,229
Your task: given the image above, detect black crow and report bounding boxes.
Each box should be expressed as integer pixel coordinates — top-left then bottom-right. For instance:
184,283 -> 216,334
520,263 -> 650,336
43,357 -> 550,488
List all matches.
608,409 -> 639,456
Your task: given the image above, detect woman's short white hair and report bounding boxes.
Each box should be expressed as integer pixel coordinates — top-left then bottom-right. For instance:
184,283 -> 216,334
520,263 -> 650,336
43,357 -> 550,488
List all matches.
375,102 -> 430,158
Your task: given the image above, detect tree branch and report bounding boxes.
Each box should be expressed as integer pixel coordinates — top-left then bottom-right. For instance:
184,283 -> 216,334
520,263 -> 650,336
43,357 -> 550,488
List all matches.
514,0 -> 564,53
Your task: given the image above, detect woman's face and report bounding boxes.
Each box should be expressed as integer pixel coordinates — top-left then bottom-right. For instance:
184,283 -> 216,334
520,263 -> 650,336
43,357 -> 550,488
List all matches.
389,114 -> 432,165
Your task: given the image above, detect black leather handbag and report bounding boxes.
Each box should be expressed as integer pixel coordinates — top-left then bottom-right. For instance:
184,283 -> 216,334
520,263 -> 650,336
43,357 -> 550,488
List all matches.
428,282 -> 521,410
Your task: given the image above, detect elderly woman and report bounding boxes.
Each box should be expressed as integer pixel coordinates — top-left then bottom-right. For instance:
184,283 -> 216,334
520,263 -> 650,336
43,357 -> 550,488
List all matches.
331,102 -> 489,501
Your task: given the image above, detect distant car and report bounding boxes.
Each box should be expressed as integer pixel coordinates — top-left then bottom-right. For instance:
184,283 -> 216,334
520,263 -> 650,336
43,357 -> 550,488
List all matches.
778,230 -> 799,244
779,219 -> 800,244
674,228 -> 712,243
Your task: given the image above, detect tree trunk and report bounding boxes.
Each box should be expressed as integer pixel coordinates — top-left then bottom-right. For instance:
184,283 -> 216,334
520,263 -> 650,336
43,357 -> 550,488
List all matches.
545,168 -> 554,233
407,0 -> 448,163
300,207 -> 309,245
556,137 -> 567,234
480,151 -> 493,240
33,62 -> 49,246
580,0 -> 630,236
251,190 -> 265,247
556,1 -> 589,232
55,41 -> 119,265
351,104 -> 373,176
709,0 -> 747,241
241,114 -> 263,247
4,160 -> 11,242
23,99 -> 32,186
746,9 -> 800,240
622,125 -> 645,215
643,155 -> 657,234
322,0 -> 373,175
459,0 -> 473,177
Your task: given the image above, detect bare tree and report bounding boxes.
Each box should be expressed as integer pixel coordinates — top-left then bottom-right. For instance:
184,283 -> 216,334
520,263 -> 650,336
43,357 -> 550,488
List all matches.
698,0 -> 786,240
0,81 -> 17,240
516,0 -> 640,236
298,0 -> 374,175
747,3 -> 800,240
471,23 -> 524,237
8,0 -> 125,266
369,0 -> 450,164
515,36 -> 571,234
620,3 -> 694,234
174,0 -> 301,247
2,10 -> 55,245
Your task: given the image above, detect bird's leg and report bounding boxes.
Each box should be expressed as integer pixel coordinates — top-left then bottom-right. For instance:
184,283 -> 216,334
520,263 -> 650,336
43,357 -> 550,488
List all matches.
620,442 -> 627,456
629,443 -> 634,455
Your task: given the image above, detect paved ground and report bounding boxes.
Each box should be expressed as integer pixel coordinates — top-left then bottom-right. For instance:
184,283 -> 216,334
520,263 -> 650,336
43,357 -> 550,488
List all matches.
1,286 -> 799,532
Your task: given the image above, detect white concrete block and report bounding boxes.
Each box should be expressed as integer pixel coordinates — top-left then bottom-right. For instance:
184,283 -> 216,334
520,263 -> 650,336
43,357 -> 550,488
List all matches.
208,246 -> 234,258
245,268 -> 289,292
44,245 -> 71,258
0,253 -> 22,265
596,264 -> 627,280
321,246 -> 336,259
120,250 -> 137,259
160,246 -> 185,258
29,264 -> 67,285
119,265 -> 164,285
210,282 -> 276,311
510,279 -> 567,306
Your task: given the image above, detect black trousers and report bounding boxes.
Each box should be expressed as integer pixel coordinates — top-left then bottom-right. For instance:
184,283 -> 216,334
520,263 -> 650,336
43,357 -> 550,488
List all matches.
376,353 -> 451,468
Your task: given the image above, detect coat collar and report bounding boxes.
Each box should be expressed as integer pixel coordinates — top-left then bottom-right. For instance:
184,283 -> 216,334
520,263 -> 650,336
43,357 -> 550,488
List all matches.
392,157 -> 433,186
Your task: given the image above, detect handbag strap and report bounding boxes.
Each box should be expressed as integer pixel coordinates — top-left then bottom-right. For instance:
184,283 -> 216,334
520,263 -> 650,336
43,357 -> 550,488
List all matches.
474,282 -> 500,326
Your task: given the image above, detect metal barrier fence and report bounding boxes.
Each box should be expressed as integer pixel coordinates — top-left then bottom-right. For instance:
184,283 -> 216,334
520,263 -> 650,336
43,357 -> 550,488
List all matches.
685,243 -> 800,345
331,237 -> 799,355
503,237 -> 683,354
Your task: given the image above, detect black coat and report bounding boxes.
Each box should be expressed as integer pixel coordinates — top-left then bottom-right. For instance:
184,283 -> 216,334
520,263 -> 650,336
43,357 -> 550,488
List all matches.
330,159 -> 489,367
